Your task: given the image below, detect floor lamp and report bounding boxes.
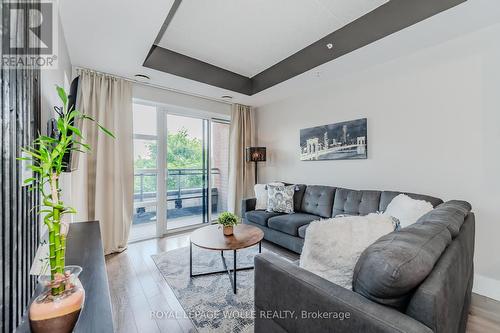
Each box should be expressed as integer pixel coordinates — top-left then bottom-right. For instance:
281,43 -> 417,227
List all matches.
246,147 -> 266,184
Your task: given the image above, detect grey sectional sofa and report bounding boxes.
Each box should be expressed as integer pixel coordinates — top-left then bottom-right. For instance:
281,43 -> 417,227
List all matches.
241,185 -> 475,333
242,185 -> 443,254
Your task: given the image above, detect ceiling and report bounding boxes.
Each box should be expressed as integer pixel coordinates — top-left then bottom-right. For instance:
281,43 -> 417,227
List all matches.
159,0 -> 388,77
60,0 -> 500,107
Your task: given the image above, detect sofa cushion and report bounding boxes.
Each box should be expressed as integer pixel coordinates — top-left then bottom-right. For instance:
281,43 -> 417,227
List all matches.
268,213 -> 320,236
379,191 -> 443,212
298,224 -> 308,238
352,222 -> 452,310
332,188 -> 381,217
300,185 -> 336,218
272,182 -> 306,212
245,210 -> 283,226
417,200 -> 472,238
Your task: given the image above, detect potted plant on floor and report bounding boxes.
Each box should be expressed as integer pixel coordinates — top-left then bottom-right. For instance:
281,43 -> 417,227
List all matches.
20,86 -> 114,333
217,212 -> 239,236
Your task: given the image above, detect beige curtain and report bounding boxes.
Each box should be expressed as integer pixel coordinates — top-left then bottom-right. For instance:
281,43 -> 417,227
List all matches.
228,104 -> 255,216
71,69 -> 133,254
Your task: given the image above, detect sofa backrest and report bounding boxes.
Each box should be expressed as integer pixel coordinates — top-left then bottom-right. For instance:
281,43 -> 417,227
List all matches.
291,184 -> 307,213
300,185 -> 336,218
281,183 -> 443,217
332,188 -> 381,217
330,188 -> 443,217
379,191 -> 444,212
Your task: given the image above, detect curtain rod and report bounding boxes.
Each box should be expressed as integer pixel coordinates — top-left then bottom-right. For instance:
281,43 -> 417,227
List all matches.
74,66 -> 234,105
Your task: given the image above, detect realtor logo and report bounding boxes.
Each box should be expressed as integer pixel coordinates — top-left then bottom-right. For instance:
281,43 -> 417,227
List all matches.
1,0 -> 58,69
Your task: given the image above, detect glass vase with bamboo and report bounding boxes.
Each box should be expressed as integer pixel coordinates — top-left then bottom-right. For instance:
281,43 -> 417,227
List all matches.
21,85 -> 114,295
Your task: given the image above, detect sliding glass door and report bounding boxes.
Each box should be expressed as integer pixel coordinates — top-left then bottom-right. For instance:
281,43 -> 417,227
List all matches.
166,114 -> 209,230
130,102 -> 229,241
131,104 -> 159,241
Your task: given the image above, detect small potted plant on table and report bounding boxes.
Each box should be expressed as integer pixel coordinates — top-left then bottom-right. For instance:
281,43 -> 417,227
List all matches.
217,212 -> 239,236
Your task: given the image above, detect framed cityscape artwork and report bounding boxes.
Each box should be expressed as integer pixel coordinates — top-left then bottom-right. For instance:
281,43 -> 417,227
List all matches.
300,118 -> 367,161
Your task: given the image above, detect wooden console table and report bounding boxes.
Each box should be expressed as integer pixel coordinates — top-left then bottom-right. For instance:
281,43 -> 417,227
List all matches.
17,221 -> 114,333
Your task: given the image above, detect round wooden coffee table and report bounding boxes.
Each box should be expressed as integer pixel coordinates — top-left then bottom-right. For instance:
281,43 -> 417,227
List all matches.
189,224 -> 264,294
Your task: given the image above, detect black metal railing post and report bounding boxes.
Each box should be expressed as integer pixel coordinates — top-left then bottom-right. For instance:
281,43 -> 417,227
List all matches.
175,169 -> 182,209
140,173 -> 144,202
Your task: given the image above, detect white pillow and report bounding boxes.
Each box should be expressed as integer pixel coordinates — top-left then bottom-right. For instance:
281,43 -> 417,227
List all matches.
384,194 -> 433,228
254,182 -> 284,210
254,184 -> 268,210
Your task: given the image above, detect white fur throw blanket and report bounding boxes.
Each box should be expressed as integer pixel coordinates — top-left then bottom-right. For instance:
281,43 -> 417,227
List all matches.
299,213 -> 395,289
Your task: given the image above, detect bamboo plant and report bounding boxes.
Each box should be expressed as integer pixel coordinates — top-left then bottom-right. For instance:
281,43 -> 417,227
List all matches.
20,86 -> 114,296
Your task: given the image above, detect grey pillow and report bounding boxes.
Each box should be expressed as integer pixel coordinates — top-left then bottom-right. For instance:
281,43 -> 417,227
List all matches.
267,184 -> 295,214
352,222 -> 452,310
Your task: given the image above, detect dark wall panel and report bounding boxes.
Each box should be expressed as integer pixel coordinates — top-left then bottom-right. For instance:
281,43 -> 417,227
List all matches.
1,1 -> 41,332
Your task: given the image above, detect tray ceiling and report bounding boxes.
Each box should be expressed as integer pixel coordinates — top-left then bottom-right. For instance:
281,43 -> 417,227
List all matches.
157,0 -> 388,77
146,0 -> 468,95
59,0 -> 490,105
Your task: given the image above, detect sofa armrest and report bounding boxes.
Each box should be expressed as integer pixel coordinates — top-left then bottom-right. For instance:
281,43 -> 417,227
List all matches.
255,253 -> 433,333
241,197 -> 256,217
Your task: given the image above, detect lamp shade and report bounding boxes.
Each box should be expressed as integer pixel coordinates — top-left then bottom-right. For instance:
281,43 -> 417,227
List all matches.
246,147 -> 266,162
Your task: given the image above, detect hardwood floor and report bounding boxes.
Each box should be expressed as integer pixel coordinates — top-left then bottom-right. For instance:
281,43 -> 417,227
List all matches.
106,233 -> 193,333
106,232 -> 500,333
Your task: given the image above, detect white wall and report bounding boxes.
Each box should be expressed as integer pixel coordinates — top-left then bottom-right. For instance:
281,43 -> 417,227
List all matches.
40,13 -> 73,136
40,11 -> 73,224
256,23 -> 500,300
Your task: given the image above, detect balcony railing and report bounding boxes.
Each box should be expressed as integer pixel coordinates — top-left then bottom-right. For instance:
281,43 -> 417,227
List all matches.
133,168 -> 220,225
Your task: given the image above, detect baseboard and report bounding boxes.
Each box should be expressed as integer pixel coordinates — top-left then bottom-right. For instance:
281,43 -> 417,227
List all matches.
471,293 -> 500,325
473,274 -> 500,302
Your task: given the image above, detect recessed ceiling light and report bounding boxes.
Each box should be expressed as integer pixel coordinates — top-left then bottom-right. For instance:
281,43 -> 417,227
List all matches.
326,43 -> 334,50
221,95 -> 233,100
134,74 -> 151,81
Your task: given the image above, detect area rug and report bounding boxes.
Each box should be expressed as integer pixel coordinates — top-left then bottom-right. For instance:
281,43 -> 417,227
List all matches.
152,245 -> 272,333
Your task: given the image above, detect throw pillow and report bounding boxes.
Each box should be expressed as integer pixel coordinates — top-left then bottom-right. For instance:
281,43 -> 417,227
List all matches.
300,213 -> 395,289
254,184 -> 268,210
254,182 -> 284,210
384,194 -> 433,228
267,184 -> 295,214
